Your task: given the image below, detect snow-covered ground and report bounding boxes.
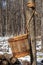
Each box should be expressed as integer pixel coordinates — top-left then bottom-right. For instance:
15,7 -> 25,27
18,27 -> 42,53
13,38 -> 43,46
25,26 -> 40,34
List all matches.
0,37 -> 12,54
37,52 -> 43,62
36,41 -> 42,51
36,41 -> 43,63
0,37 -> 43,63
18,55 -> 30,62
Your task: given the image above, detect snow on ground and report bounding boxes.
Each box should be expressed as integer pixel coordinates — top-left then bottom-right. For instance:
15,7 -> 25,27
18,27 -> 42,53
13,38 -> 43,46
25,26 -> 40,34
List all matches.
0,37 -> 12,54
0,37 -> 43,62
36,41 -> 43,62
36,41 -> 42,51
18,55 -> 30,62
37,52 -> 43,62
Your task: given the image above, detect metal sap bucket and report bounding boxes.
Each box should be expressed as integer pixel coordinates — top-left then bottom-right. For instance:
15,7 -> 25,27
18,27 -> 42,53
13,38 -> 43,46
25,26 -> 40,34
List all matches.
8,34 -> 30,58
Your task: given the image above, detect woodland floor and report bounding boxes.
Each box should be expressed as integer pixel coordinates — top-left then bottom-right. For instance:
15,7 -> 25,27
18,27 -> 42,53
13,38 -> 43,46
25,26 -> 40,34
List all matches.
0,37 -> 43,65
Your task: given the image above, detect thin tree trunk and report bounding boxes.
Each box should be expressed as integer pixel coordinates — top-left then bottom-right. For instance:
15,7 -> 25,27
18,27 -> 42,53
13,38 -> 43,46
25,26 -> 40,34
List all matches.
26,0 -> 36,65
0,0 -> 2,36
41,0 -> 43,53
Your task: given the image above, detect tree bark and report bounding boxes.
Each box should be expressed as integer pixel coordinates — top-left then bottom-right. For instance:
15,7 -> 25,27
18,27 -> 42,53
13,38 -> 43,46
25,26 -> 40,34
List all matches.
25,0 -> 36,65
0,0 -> 2,36
41,0 -> 43,53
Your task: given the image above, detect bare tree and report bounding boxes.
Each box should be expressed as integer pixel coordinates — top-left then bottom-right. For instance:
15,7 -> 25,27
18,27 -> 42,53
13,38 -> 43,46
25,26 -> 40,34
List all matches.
24,0 -> 36,65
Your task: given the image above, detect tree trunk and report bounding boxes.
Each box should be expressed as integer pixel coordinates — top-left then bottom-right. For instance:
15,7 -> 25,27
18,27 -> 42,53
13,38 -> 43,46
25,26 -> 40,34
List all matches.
0,0 -> 2,36
41,0 -> 43,53
26,0 -> 36,65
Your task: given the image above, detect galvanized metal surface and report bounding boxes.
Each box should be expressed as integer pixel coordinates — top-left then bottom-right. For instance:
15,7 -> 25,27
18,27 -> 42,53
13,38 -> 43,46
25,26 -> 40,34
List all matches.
8,34 -> 30,58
